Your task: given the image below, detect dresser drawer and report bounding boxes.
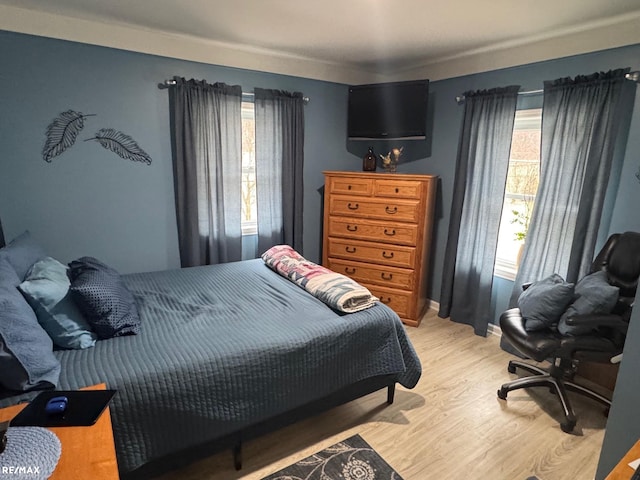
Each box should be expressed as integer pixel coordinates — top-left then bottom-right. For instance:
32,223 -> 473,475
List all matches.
363,283 -> 413,318
327,216 -> 419,246
327,176 -> 373,197
327,258 -> 415,290
329,196 -> 421,223
327,238 -> 415,268
374,179 -> 424,199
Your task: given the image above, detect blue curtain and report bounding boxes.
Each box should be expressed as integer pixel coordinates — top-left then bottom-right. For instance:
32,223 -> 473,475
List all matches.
254,88 -> 305,254
510,69 -> 633,305
169,77 -> 243,267
439,86 -> 520,336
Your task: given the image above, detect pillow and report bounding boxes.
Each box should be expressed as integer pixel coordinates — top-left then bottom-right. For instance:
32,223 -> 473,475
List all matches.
557,271 -> 620,336
0,257 -> 61,392
19,257 -> 97,350
518,273 -> 575,332
0,230 -> 47,281
68,257 -> 140,339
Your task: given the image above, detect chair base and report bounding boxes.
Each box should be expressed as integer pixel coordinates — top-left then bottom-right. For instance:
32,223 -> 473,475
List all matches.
497,359 -> 611,433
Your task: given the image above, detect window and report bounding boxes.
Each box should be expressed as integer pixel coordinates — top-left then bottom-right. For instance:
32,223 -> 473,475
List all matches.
241,101 -> 257,235
494,108 -> 542,280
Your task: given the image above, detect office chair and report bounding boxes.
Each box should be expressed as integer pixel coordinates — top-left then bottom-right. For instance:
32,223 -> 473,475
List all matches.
497,231 -> 640,433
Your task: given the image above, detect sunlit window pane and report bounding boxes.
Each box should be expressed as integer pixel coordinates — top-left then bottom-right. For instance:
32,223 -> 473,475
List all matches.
495,108 -> 542,279
241,101 -> 257,234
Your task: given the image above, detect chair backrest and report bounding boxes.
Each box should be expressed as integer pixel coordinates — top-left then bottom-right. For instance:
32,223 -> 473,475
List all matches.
591,231 -> 640,298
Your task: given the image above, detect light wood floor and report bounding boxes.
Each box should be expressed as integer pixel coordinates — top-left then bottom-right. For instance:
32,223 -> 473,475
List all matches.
155,310 -> 608,480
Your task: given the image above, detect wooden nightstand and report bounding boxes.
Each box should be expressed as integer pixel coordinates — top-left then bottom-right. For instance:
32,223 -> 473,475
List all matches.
606,438 -> 640,480
0,384 -> 119,480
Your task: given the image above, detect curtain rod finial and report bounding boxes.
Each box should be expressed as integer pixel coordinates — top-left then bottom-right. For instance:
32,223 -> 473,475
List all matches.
625,71 -> 640,83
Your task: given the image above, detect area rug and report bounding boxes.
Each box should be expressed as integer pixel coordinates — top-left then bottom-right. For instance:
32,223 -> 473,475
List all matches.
261,434 -> 403,480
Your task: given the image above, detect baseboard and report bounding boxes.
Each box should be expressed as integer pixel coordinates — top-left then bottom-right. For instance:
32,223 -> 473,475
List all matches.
427,299 -> 440,312
424,299 -> 502,338
487,323 -> 502,337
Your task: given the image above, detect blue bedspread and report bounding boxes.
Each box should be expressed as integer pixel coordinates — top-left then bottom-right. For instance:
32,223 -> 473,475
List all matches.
10,259 -> 422,474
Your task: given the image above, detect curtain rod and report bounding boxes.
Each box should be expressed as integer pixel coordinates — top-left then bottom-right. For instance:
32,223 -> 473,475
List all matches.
455,71 -> 640,103
158,79 -> 310,103
455,88 -> 543,104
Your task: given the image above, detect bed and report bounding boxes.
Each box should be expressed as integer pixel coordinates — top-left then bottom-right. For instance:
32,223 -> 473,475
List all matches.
0,234 -> 422,478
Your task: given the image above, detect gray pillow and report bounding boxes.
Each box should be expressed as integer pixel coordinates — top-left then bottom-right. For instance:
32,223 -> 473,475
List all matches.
518,273 -> 575,331
0,257 -> 61,392
19,257 -> 97,350
0,230 -> 47,281
557,271 -> 620,336
68,257 -> 140,339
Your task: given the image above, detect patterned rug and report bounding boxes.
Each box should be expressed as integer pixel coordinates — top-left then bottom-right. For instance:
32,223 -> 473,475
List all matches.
260,434 -> 403,480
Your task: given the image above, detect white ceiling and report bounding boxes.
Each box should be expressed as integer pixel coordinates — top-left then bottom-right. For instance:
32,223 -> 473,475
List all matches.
1,0 -> 640,84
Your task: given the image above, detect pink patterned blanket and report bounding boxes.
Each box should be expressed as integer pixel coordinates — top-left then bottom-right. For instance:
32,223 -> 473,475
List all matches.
261,245 -> 378,313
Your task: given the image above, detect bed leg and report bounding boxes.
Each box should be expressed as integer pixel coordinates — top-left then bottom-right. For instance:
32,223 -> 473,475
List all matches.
233,442 -> 242,470
387,383 -> 396,404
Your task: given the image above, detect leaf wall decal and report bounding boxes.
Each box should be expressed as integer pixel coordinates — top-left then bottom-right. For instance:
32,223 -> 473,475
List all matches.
87,128 -> 152,165
42,110 -> 94,162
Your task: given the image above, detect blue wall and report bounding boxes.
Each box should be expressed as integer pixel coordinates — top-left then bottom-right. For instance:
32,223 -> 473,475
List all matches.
2,28 -> 640,479
1,30 -> 639,306
421,45 -> 640,322
0,30 -> 349,273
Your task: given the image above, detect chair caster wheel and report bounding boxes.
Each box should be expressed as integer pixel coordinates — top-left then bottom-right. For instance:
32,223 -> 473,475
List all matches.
497,388 -> 508,400
507,362 -> 517,374
561,420 -> 576,433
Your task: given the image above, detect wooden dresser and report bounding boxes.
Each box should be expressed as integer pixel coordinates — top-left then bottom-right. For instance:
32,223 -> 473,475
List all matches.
322,171 -> 437,326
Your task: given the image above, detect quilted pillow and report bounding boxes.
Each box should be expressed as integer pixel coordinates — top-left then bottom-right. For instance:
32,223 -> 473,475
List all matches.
0,230 -> 47,280
68,256 -> 140,339
19,257 -> 97,349
0,257 -> 61,392
518,273 -> 575,332
557,271 -> 620,336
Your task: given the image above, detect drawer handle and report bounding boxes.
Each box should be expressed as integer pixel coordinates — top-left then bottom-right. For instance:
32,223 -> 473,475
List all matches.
380,296 -> 392,304
395,187 -> 399,193
345,267 -> 356,274
346,225 -> 358,232
385,206 -> 398,214
348,185 -> 352,190
347,203 -> 359,210
382,251 -> 395,259
345,246 -> 357,253
381,272 -> 393,281
384,228 -> 396,236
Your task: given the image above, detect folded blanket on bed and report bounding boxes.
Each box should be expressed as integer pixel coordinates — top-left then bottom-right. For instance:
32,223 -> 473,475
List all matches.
262,245 -> 378,313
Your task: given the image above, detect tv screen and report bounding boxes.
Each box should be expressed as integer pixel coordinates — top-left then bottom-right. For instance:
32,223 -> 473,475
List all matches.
348,80 -> 429,140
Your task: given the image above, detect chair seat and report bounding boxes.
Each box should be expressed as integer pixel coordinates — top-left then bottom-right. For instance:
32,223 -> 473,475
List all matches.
500,308 -> 619,363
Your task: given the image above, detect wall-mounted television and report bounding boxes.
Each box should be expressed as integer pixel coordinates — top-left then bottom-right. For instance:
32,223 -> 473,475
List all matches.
347,79 -> 429,140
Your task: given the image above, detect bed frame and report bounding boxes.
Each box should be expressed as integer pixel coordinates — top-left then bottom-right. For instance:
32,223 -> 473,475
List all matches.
124,375 -> 396,479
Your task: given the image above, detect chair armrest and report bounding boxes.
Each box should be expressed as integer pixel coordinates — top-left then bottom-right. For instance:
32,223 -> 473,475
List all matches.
564,313 -> 629,333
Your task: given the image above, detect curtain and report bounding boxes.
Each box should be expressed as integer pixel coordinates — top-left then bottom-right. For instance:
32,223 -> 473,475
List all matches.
254,88 -> 305,254
510,68 -> 632,305
439,86 -> 520,336
169,77 -> 243,267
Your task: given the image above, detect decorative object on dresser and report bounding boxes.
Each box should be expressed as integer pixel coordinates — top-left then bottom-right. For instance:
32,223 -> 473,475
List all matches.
322,171 -> 438,326
380,147 -> 403,173
362,146 -> 377,171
